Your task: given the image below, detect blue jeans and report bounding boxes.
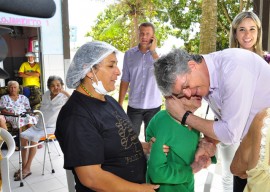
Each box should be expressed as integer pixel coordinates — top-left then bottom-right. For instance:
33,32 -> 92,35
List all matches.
127,106 -> 161,141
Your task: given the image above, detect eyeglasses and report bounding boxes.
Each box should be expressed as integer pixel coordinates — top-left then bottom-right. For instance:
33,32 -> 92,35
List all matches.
171,93 -> 185,99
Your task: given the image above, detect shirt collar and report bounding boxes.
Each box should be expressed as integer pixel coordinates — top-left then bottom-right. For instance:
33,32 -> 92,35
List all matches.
134,45 -> 151,54
202,54 -> 218,93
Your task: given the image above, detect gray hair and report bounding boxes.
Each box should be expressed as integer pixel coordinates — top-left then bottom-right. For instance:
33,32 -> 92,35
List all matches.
154,49 -> 202,96
66,41 -> 118,88
7,80 -> 19,89
47,75 -> 64,89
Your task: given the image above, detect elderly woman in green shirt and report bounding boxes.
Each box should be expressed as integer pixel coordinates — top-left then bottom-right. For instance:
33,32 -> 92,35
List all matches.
146,96 -> 216,192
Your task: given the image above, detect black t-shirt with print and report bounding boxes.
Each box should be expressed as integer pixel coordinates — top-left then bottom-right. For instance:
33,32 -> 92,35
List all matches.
55,91 -> 146,192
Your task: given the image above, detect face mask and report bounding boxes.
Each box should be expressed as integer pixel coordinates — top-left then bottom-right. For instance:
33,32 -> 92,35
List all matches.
92,81 -> 108,95
91,68 -> 108,95
28,60 -> 34,64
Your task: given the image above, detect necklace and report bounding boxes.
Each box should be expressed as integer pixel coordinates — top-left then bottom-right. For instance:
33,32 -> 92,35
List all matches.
80,84 -> 94,97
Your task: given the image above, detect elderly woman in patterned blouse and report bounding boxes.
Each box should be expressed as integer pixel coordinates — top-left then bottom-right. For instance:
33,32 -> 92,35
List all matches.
0,81 -> 37,129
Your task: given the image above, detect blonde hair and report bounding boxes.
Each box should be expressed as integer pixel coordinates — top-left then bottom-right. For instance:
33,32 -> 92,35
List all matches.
229,11 -> 263,57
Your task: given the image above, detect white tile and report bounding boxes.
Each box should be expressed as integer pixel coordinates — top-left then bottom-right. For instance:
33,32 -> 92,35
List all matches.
49,187 -> 69,192
30,178 -> 65,192
10,176 -> 34,192
56,175 -> 68,186
11,185 -> 34,192
8,138 -> 225,192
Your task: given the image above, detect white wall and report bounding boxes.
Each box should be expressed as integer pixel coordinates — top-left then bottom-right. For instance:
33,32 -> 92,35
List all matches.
0,0 -> 65,91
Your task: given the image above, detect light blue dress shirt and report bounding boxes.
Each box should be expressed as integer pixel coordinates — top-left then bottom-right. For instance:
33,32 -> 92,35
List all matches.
203,48 -> 270,144
121,46 -> 162,109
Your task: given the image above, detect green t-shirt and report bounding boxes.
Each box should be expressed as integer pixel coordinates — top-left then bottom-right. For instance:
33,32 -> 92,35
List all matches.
146,110 -> 200,192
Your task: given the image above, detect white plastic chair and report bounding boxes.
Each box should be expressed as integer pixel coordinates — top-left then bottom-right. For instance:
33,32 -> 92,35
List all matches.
66,169 -> 75,192
0,128 -> 16,192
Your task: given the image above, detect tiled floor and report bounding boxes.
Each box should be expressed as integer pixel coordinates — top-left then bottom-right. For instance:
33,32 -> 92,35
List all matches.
5,140 -> 224,192
7,142 -> 68,192
5,99 -> 222,192
4,100 -> 225,191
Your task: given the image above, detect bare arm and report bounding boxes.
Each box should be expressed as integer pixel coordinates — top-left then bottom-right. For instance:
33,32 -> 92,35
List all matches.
230,109 -> 265,178
18,71 -> 40,77
230,136 -> 249,179
18,72 -> 30,78
1,109 -> 14,115
75,164 -> 159,192
118,81 -> 129,107
25,71 -> 40,77
60,89 -> 70,98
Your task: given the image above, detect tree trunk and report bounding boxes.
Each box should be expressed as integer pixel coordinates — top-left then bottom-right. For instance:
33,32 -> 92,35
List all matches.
199,0 -> 217,54
130,13 -> 139,48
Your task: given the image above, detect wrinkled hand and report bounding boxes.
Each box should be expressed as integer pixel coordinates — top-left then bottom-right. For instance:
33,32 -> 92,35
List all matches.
140,183 -> 160,192
148,137 -> 170,156
194,145 -> 209,162
191,155 -> 210,173
198,138 -> 216,157
192,139 -> 216,173
60,89 -> 70,97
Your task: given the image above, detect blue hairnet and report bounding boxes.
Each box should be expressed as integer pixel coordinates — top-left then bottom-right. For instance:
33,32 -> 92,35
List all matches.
66,41 -> 118,88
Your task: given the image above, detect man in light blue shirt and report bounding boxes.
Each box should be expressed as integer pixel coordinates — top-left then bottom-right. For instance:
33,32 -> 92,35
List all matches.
118,22 -> 162,139
153,48 -> 270,192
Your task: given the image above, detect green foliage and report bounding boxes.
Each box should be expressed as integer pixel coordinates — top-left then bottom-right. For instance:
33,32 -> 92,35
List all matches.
87,1 -> 172,52
86,4 -> 130,52
86,0 -> 253,53
216,0 -> 253,50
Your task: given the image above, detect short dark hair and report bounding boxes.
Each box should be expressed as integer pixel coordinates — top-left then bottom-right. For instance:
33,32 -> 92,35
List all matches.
139,22 -> 155,33
47,75 -> 64,89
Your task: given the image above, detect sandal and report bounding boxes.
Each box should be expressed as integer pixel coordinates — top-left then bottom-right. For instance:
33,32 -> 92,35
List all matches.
13,170 -> 20,177
14,172 -> 32,181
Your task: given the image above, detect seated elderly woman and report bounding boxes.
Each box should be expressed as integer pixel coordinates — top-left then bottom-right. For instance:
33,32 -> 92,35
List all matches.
230,108 -> 270,192
13,76 -> 70,181
55,41 -> 159,192
0,81 -> 37,129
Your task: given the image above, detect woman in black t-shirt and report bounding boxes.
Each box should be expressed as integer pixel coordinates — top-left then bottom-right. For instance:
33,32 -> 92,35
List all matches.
55,41 -> 159,192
